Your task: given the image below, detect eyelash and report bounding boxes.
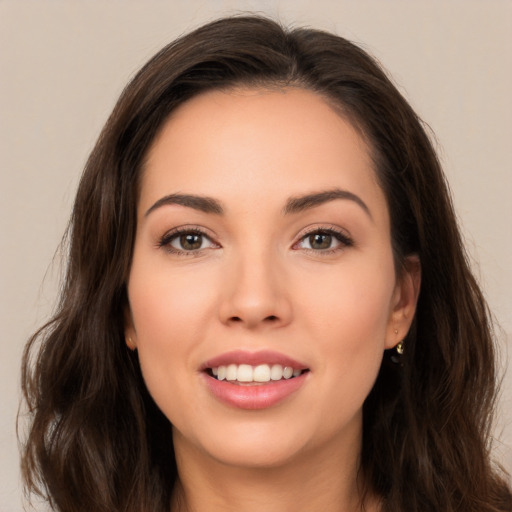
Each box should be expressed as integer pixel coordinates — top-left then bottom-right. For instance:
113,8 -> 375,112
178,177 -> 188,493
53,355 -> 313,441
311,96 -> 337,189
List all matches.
293,226 -> 354,255
157,226 -> 218,256
157,225 -> 353,256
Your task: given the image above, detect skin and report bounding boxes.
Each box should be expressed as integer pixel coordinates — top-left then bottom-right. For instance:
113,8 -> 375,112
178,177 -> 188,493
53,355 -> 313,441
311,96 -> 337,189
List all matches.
125,87 -> 420,512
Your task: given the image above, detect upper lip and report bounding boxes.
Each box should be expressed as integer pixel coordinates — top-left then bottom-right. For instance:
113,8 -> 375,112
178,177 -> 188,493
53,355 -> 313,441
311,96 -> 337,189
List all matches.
201,350 -> 309,370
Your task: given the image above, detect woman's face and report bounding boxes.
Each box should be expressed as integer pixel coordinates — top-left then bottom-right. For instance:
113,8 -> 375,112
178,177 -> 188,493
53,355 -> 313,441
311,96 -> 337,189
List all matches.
126,88 -> 419,469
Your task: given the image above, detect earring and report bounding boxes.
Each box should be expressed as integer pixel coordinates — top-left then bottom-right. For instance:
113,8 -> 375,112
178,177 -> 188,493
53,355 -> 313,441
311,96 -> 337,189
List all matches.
126,336 -> 136,350
391,328 -> 404,364
393,329 -> 403,354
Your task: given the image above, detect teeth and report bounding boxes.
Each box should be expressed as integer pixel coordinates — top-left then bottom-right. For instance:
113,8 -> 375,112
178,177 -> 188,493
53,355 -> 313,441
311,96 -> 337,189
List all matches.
283,366 -> 293,379
226,364 -> 237,381
253,364 -> 270,382
237,364 -> 253,382
270,364 -> 283,381
211,364 -> 304,383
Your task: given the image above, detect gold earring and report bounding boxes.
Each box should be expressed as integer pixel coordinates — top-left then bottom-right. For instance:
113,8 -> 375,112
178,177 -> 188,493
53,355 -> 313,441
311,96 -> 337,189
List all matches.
126,336 -> 136,350
396,341 -> 404,355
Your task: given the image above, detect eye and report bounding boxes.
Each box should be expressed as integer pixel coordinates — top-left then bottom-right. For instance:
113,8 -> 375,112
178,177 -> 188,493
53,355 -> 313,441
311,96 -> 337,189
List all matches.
295,227 -> 353,253
171,232 -> 209,251
302,232 -> 336,250
158,228 -> 218,255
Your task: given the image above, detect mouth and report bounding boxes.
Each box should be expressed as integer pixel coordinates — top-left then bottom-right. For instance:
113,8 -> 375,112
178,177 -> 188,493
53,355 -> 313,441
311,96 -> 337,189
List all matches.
201,351 -> 310,409
206,364 -> 309,385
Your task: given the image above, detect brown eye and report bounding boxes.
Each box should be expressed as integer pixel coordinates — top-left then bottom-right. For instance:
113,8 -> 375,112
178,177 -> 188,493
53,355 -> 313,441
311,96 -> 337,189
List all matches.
164,230 -> 216,252
178,233 -> 203,251
308,233 -> 333,250
295,228 -> 353,253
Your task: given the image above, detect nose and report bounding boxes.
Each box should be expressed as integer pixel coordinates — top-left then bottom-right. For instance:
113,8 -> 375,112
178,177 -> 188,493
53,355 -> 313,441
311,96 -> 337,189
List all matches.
218,249 -> 293,330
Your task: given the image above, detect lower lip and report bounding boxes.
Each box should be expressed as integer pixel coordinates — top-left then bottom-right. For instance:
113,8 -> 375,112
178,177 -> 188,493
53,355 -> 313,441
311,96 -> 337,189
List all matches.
203,372 -> 308,410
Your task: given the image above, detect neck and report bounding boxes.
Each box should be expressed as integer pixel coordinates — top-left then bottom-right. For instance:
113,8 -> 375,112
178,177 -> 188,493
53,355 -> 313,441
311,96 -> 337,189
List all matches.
171,427 -> 378,512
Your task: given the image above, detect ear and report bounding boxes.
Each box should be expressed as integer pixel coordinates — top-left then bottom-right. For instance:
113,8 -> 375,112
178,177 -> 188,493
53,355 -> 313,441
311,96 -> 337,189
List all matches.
124,306 -> 137,351
385,254 -> 421,349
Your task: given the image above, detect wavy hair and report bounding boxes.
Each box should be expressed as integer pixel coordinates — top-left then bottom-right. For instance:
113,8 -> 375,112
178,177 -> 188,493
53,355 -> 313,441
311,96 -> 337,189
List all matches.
20,15 -> 511,512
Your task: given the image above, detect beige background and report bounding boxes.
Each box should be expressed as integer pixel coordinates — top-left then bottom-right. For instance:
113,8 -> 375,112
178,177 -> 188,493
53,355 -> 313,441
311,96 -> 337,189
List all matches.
1,1 -> 511,510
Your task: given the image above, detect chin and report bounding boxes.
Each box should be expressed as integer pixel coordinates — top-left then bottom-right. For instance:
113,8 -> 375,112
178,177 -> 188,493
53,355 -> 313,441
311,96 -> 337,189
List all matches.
174,418 -> 315,470
210,436 -> 309,470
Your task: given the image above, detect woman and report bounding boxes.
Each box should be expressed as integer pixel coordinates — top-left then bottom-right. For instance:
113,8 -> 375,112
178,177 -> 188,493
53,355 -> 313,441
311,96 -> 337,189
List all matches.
20,15 -> 511,512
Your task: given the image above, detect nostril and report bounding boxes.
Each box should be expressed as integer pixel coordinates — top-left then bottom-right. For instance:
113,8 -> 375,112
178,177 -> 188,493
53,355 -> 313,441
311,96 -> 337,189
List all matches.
225,313 -> 282,326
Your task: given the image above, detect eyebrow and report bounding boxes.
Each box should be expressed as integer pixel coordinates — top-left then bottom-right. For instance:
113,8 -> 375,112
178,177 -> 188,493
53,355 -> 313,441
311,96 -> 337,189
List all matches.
283,188 -> 372,219
145,188 -> 371,219
145,193 -> 224,217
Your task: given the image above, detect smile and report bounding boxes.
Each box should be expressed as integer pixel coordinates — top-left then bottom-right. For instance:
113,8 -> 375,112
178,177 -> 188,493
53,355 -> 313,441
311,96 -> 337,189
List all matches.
210,364 -> 305,383
201,351 -> 310,409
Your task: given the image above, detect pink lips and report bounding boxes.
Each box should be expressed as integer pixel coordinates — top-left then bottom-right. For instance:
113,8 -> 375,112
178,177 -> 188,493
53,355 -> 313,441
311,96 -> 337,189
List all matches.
201,350 -> 309,410
201,350 -> 308,371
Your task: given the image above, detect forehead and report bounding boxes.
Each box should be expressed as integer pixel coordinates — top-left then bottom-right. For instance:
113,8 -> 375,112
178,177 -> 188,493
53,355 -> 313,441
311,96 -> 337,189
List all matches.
141,87 -> 386,219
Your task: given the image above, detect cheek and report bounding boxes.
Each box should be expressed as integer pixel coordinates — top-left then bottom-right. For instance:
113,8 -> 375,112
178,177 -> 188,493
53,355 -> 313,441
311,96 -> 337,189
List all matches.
308,284 -> 391,376
298,257 -> 395,344
128,258 -> 217,343
297,257 -> 394,390
126,262 -> 218,413
298,275 -> 391,434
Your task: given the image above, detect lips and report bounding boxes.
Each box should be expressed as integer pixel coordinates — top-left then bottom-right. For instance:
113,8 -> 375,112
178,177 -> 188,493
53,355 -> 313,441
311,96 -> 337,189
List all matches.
202,349 -> 308,370
201,350 -> 310,410
212,363 -> 304,383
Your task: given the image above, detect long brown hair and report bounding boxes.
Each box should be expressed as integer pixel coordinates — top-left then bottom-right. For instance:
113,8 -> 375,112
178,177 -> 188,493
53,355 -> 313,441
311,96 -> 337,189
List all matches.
20,15 -> 511,512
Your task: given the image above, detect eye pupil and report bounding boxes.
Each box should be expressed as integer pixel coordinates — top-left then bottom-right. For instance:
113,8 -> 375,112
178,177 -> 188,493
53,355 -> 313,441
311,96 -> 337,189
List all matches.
309,233 -> 332,250
180,233 -> 202,250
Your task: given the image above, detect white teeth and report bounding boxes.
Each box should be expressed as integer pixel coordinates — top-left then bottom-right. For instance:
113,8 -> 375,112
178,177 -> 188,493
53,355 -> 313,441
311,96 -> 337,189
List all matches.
283,366 -> 293,379
211,364 -> 304,383
237,364 -> 253,382
253,364 -> 271,382
270,364 -> 283,380
226,364 -> 237,381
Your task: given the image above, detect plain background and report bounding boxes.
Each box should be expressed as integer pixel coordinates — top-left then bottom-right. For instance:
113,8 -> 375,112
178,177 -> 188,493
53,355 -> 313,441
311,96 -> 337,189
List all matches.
1,1 -> 511,510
